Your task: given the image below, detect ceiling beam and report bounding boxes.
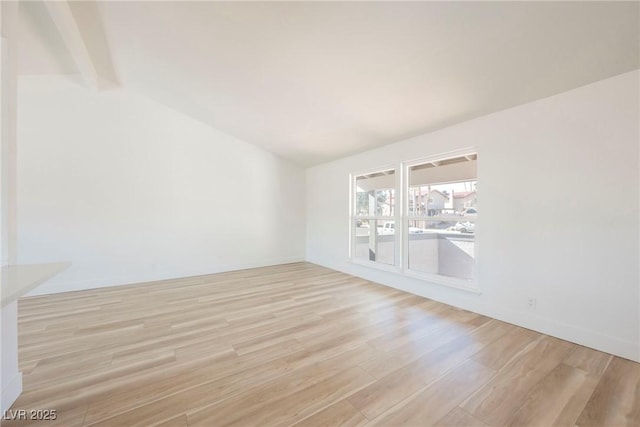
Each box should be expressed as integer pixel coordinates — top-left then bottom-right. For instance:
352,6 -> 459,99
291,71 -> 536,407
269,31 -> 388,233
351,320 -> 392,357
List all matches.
44,0 -> 99,90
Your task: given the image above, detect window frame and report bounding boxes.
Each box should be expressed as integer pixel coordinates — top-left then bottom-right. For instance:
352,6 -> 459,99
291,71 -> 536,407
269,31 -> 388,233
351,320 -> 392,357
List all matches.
403,148 -> 479,291
349,164 -> 401,273
348,148 -> 480,293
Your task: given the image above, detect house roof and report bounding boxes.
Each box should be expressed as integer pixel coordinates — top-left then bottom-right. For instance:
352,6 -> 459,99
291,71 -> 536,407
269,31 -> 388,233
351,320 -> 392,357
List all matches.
429,190 -> 449,199
412,189 -> 448,199
453,191 -> 476,199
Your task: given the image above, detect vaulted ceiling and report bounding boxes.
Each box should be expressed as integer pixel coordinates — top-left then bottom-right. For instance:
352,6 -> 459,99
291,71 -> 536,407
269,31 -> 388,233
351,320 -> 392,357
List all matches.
17,1 -> 640,166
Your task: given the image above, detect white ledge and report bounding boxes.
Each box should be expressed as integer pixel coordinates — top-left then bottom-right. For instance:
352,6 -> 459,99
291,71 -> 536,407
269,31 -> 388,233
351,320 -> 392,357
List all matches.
1,262 -> 71,307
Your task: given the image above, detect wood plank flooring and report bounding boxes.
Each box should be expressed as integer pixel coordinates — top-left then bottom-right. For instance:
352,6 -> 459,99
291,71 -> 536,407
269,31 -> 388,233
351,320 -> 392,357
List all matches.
5,262 -> 639,426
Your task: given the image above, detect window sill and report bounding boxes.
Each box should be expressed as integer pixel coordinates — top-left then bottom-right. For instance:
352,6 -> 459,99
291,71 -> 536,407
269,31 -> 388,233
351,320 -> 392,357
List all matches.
404,269 -> 481,294
348,258 -> 481,294
349,258 -> 402,274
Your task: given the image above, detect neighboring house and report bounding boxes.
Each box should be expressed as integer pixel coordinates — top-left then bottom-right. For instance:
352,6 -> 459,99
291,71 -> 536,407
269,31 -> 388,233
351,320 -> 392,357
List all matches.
426,190 -> 448,214
453,190 -> 477,212
409,188 -> 448,216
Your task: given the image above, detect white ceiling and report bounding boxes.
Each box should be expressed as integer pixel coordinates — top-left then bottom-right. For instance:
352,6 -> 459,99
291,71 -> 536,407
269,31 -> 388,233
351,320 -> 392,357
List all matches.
18,1 -> 77,75
18,1 -> 640,166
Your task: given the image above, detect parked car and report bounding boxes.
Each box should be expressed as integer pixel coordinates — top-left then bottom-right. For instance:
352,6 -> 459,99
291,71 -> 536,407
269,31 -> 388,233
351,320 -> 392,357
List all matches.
462,207 -> 477,216
377,221 -> 426,235
408,227 -> 426,234
378,222 -> 395,235
428,221 -> 454,230
453,221 -> 475,233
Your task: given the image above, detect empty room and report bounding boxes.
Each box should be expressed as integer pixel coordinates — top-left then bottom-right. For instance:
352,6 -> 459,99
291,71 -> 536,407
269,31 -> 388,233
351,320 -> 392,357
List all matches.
1,1 -> 638,426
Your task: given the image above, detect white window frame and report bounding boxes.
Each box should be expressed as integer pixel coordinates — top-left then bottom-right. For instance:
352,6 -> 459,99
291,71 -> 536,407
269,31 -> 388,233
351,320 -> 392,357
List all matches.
348,148 -> 480,293
349,165 -> 401,273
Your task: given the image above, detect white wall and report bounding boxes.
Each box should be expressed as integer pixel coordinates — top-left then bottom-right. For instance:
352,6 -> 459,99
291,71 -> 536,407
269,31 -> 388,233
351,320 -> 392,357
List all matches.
17,75 -> 306,295
1,0 -> 22,413
306,70 -> 640,362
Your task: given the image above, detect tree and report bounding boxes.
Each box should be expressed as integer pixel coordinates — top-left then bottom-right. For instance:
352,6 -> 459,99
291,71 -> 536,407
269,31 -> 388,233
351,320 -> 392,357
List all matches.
376,190 -> 389,215
356,192 -> 369,215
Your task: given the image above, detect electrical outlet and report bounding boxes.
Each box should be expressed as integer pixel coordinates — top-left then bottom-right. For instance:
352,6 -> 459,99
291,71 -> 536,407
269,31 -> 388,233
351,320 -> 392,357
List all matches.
527,297 -> 537,310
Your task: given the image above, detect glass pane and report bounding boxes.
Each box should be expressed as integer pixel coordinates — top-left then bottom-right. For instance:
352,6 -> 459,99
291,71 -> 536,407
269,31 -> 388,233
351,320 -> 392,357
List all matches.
355,170 -> 395,216
353,219 -> 371,261
355,190 -> 374,216
408,181 -> 477,217
375,220 -> 395,265
408,153 -> 477,218
352,219 -> 394,265
407,219 -> 475,280
375,189 -> 395,216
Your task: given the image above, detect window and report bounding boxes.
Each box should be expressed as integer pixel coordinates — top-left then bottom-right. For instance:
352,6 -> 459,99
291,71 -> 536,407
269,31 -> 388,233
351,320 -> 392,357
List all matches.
406,153 -> 477,284
351,168 -> 396,267
349,150 -> 478,290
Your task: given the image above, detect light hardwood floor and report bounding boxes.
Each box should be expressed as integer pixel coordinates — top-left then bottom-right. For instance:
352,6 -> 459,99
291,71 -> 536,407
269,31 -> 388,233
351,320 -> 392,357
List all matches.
5,262 -> 639,426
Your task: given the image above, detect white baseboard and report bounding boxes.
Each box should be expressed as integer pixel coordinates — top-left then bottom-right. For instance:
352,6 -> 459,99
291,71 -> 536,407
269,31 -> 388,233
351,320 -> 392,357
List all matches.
307,257 -> 640,363
1,371 -> 22,414
476,302 -> 639,363
25,256 -> 306,297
